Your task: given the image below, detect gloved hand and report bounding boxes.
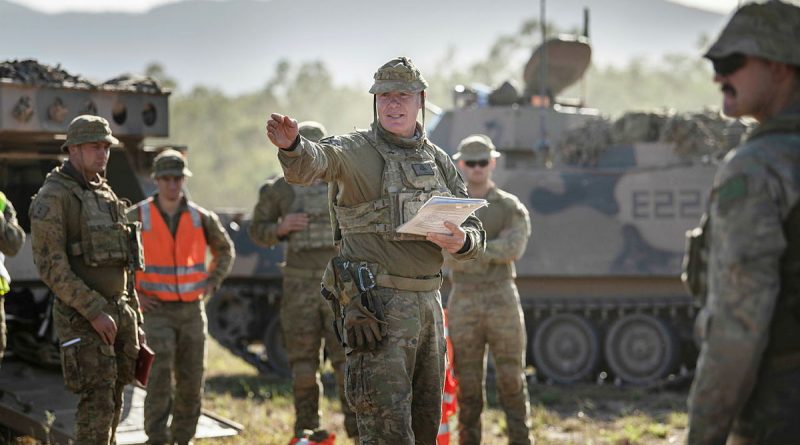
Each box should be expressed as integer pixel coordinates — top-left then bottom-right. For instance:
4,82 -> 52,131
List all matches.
344,294 -> 387,351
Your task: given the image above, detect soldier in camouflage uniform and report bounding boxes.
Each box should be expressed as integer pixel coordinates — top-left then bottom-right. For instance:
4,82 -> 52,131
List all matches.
266,57 -> 485,445
249,121 -> 358,443
0,192 -> 25,363
128,149 -> 234,445
446,135 -> 532,445
685,2 -> 800,444
30,115 -> 144,445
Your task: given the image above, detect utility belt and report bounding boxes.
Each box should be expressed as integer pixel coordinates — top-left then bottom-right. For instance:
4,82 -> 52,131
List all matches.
281,265 -> 326,280
320,256 -> 440,350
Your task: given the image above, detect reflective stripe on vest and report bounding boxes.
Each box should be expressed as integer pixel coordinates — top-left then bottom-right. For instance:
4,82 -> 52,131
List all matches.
136,198 -> 208,302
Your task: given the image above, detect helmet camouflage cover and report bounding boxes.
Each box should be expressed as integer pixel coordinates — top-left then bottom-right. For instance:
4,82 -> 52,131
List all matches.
369,56 -> 428,94
704,1 -> 800,66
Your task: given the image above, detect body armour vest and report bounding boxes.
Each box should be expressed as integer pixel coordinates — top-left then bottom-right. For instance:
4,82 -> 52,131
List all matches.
287,182 -> 335,252
51,173 -> 134,268
332,131 -> 453,242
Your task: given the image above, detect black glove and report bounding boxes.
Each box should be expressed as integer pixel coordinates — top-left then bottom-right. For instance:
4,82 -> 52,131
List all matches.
344,294 -> 387,351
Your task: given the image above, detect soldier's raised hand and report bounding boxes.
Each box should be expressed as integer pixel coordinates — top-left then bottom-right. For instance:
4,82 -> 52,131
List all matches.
266,113 -> 299,149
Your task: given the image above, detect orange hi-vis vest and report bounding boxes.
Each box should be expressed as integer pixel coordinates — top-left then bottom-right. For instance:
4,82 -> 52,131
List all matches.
136,198 -> 208,302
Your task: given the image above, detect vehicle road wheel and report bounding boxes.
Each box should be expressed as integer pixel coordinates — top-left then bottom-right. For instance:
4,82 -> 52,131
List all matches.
205,288 -> 251,346
532,314 -> 600,383
263,316 -> 290,378
604,313 -> 680,385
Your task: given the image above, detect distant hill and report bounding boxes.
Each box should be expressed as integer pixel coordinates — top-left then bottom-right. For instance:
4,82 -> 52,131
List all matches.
0,0 -> 727,94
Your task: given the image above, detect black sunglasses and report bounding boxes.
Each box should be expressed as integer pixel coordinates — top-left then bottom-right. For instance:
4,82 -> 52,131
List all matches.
711,53 -> 747,77
464,159 -> 489,168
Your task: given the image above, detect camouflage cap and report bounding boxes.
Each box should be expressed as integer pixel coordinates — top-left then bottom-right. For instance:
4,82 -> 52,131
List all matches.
61,115 -> 119,152
704,1 -> 800,66
152,148 -> 192,178
369,56 -> 429,94
453,134 -> 501,161
298,121 -> 327,142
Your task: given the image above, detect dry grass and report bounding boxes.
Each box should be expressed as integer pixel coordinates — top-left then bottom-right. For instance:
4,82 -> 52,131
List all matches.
201,339 -> 690,445
0,339 -> 690,444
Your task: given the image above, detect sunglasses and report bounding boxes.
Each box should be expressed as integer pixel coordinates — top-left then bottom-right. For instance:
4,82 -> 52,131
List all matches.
464,159 -> 489,168
711,53 -> 747,77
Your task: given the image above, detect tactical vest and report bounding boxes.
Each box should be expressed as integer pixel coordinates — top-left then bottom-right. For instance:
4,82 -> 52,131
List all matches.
332,131 -> 453,242
287,182 -> 335,252
136,198 -> 208,302
52,174 -> 136,268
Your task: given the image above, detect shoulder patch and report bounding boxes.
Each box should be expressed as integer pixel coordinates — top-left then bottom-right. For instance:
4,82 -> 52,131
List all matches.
319,135 -> 342,146
30,201 -> 50,219
717,174 -> 748,216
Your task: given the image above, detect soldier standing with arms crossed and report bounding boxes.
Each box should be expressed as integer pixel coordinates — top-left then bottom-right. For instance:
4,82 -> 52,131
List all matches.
0,192 -> 25,364
249,121 -> 358,444
266,56 -> 485,444
685,1 -> 800,443
446,135 -> 532,445
128,149 -> 234,445
30,115 -> 144,445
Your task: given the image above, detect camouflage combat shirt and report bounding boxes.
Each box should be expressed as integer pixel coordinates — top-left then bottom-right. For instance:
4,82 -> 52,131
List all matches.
29,161 -> 142,323
687,102 -> 800,444
447,186 -> 531,283
278,123 -> 484,278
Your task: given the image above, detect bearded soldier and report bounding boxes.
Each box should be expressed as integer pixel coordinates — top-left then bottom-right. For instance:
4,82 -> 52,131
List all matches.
266,57 -> 485,444
249,121 -> 357,444
685,2 -> 800,443
30,115 -> 144,445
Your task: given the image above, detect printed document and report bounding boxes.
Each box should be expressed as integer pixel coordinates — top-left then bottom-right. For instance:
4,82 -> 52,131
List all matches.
397,196 -> 487,236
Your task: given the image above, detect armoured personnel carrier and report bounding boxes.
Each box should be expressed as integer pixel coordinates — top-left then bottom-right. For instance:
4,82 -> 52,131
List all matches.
0,59 -> 240,443
429,37 -> 746,385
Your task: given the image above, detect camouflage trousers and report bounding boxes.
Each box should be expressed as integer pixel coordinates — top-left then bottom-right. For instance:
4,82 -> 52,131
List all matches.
448,279 -> 532,445
143,300 -> 207,445
54,296 -> 139,445
729,365 -> 800,444
345,287 -> 445,445
281,275 -> 357,438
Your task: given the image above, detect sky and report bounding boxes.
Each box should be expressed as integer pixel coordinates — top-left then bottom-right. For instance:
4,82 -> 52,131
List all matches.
11,0 -> 741,14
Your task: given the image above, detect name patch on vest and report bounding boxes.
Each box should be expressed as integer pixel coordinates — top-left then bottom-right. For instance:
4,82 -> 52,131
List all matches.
411,163 -> 435,176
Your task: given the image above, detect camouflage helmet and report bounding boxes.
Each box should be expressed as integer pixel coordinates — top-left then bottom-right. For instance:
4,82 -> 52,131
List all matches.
704,1 -> 800,66
298,121 -> 327,143
453,134 -> 501,161
369,57 -> 428,94
61,114 -> 119,152
152,148 -> 192,178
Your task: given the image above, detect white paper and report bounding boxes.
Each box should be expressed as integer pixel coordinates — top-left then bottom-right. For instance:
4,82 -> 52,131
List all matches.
396,196 -> 488,236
